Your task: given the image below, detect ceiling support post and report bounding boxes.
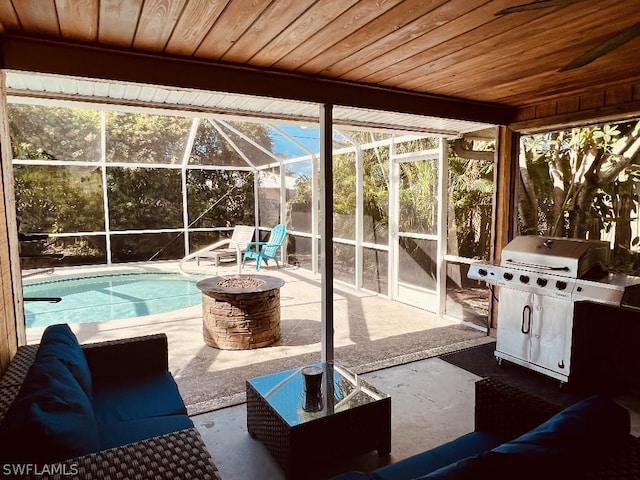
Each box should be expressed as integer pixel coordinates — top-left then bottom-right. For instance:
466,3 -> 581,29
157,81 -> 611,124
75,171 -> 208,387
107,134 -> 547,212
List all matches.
320,104 -> 334,364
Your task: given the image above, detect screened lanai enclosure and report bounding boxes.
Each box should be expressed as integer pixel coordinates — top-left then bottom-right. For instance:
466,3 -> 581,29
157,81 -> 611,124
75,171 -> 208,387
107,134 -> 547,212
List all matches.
8,73 -> 497,327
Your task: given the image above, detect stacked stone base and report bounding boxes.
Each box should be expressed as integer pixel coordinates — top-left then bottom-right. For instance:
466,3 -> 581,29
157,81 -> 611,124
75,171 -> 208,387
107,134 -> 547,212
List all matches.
202,288 -> 281,350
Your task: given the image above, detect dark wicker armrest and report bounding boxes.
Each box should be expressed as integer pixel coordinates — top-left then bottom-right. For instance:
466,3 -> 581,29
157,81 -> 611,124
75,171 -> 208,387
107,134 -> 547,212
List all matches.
21,429 -> 221,480
82,334 -> 169,385
475,378 -> 563,440
475,378 -> 640,479
585,435 -> 640,479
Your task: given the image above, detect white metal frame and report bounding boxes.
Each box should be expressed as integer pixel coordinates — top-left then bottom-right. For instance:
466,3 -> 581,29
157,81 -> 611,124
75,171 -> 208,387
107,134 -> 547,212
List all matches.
10,97 -> 480,320
389,142 -> 445,312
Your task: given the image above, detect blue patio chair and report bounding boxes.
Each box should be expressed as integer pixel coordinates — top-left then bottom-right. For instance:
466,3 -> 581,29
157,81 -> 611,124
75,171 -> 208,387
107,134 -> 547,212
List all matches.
242,224 -> 287,271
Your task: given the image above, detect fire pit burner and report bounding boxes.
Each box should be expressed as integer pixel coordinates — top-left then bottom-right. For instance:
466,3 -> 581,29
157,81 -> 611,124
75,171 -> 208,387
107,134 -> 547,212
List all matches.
216,277 -> 265,289
197,275 -> 284,350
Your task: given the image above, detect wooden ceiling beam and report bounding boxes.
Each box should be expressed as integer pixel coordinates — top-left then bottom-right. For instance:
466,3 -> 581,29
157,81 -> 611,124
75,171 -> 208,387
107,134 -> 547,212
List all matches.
0,35 -> 513,126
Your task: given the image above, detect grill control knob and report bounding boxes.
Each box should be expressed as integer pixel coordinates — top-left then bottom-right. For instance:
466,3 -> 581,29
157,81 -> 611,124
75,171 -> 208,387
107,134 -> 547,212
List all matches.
519,275 -> 530,284
478,268 -> 487,276
556,281 -> 568,290
503,272 -> 513,281
537,278 -> 548,287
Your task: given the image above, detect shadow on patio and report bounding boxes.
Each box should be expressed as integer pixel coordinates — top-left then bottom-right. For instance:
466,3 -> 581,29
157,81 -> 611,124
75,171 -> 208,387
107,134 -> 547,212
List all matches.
25,262 -> 492,416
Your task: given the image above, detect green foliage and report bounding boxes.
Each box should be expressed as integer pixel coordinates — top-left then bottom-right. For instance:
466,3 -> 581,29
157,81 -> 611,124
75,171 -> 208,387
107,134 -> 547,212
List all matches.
106,112 -> 192,164
363,145 -> 389,244
107,167 -> 183,229
10,105 -> 100,161
190,120 -> 274,166
398,159 -> 437,234
447,141 -> 494,259
187,169 -> 255,228
14,165 -> 104,233
520,119 -> 640,273
10,105 -> 266,263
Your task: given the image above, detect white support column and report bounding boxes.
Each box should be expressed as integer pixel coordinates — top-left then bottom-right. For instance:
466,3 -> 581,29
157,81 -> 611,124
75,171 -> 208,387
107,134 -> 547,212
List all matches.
182,118 -> 200,256
320,104 -> 334,364
436,137 -> 448,316
254,171 -> 260,236
311,153 -> 319,274
388,139 -> 398,300
280,158 -> 286,266
355,145 -> 363,289
100,111 -> 111,264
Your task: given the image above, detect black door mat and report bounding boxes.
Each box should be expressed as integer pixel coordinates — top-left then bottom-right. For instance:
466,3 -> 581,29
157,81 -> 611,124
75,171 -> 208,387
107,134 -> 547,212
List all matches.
439,342 -> 584,407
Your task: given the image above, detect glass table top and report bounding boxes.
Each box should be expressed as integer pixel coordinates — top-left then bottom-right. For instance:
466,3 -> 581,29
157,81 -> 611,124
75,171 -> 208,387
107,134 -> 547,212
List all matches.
247,362 -> 389,427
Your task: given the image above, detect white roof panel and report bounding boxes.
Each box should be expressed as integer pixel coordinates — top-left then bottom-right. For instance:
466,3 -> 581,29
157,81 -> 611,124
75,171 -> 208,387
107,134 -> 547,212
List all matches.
4,71 -> 494,137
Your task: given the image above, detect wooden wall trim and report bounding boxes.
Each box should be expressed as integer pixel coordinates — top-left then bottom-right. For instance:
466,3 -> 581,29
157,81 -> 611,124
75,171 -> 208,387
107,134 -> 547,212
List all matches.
490,126 -> 519,328
0,34 -> 513,126
511,82 -> 640,133
0,72 -> 23,372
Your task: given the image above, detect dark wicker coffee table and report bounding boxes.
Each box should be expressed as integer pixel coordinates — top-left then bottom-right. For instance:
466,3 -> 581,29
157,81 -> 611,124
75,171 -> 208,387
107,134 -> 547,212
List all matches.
246,362 -> 391,479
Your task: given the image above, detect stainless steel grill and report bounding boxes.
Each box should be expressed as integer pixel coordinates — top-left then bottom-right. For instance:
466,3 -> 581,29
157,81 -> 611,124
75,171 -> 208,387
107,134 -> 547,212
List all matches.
468,235 -> 640,384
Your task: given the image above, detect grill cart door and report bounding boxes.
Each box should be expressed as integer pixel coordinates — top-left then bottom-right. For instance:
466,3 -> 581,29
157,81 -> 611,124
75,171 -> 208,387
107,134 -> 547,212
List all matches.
528,294 -> 573,377
496,288 -> 574,382
496,288 -> 533,365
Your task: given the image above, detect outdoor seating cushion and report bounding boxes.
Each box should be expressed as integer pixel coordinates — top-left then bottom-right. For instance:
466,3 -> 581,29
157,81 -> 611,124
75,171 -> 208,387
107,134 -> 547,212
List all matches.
332,431 -> 504,480
35,323 -> 93,397
92,371 -> 187,424
332,395 -> 630,480
421,394 -> 630,480
98,414 -> 194,450
0,323 -> 191,464
0,357 -> 101,463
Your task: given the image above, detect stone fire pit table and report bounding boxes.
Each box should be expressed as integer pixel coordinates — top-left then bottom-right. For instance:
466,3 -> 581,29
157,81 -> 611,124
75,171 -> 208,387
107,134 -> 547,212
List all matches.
196,275 -> 285,350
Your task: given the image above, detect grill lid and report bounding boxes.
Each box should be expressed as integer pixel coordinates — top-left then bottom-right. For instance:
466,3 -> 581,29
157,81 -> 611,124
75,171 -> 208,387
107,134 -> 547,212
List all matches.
500,236 -> 610,279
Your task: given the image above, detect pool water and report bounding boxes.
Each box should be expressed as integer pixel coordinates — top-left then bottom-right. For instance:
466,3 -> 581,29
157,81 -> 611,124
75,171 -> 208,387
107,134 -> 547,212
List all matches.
24,272 -> 203,328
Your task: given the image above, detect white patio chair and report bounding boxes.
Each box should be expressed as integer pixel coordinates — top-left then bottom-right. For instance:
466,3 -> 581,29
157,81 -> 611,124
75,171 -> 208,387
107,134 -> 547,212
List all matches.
194,225 -> 256,266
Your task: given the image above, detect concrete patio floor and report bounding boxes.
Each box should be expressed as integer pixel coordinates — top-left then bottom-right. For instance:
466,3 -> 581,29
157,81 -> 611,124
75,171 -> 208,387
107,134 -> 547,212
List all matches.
22,260 -> 640,479
194,356 -> 483,480
24,260 -> 492,415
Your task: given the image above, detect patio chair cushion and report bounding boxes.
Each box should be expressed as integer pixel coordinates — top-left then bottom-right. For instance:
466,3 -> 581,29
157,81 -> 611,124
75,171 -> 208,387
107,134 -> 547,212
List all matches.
35,323 -> 93,398
99,415 -> 194,450
92,371 -> 187,423
0,357 -> 100,463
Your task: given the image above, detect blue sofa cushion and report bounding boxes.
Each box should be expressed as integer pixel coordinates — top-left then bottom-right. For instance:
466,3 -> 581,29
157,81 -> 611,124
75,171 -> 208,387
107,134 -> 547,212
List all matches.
37,323 -> 93,398
93,371 -> 187,423
416,454 -> 494,479
99,414 -> 194,450
374,431 -> 504,480
0,358 -> 100,463
330,473 -> 379,480
330,432 -> 503,480
420,395 -> 630,480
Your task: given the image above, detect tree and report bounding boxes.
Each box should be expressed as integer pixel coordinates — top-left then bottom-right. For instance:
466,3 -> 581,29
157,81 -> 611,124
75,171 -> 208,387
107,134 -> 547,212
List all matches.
10,105 -> 100,161
448,142 -> 494,259
519,120 -> 640,270
10,104 -> 269,264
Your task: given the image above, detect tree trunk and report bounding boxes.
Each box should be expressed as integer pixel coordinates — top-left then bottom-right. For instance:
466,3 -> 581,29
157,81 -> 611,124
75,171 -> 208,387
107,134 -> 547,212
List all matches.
614,193 -> 633,249
518,142 -> 539,235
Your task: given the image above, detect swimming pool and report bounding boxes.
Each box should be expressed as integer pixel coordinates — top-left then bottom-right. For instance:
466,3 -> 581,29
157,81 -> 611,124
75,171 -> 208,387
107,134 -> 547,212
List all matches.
23,272 -> 204,328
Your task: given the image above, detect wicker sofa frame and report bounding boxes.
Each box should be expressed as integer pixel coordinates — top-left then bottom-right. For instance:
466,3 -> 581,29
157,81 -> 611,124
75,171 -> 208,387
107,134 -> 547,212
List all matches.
476,377 -> 640,479
0,335 -> 221,480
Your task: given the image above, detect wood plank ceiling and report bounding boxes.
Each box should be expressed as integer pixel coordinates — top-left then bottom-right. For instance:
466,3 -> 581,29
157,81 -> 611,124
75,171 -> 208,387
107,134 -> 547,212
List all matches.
0,0 -> 638,110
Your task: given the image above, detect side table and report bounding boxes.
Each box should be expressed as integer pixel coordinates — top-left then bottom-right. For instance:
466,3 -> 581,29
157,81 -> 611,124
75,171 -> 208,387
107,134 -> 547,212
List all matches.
246,362 -> 391,479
